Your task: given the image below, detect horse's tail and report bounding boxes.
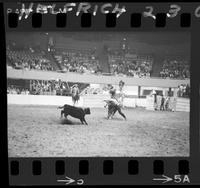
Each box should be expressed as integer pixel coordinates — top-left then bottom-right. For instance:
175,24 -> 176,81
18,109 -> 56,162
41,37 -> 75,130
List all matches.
57,105 -> 64,109
103,100 -> 110,104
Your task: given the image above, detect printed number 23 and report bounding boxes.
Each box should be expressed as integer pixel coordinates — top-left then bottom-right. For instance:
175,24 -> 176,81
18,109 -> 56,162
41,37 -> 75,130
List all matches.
143,5 -> 181,19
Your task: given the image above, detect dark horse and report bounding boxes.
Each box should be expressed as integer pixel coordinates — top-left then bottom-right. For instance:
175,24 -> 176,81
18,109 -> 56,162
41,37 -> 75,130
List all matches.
72,93 -> 80,106
104,100 -> 126,120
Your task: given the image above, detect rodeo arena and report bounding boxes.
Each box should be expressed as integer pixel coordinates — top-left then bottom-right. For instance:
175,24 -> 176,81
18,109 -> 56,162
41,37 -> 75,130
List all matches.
7,32 -> 190,157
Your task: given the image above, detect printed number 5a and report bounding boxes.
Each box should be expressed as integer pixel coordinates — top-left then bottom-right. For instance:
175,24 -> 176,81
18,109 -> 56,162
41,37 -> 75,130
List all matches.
174,175 -> 190,183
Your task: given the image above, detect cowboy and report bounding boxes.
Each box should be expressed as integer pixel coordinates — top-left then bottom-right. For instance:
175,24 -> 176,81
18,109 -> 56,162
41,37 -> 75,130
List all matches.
106,85 -> 126,120
151,90 -> 158,110
71,84 -> 80,106
160,94 -> 165,111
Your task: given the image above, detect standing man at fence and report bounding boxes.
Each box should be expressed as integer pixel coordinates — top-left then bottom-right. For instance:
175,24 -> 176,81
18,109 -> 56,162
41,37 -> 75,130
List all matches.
160,94 -> 165,111
165,96 -> 170,111
171,87 -> 178,112
151,89 -> 158,110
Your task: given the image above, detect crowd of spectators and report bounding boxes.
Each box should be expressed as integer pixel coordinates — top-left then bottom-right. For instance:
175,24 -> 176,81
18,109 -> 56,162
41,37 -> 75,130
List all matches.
109,56 -> 152,78
177,84 -> 190,98
82,86 -> 103,95
7,85 -> 29,95
6,44 -> 190,80
160,59 -> 190,79
7,50 -> 55,71
29,79 -> 88,96
54,51 -> 102,74
7,78 -> 90,96
30,79 -> 70,95
7,81 -> 70,96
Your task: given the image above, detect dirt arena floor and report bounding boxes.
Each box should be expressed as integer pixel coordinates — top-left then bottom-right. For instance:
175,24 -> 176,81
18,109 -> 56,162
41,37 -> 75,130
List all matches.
8,105 -> 189,157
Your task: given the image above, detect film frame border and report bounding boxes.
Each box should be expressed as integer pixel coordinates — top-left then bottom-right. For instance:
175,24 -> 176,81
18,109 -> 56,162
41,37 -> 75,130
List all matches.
1,0 -> 200,186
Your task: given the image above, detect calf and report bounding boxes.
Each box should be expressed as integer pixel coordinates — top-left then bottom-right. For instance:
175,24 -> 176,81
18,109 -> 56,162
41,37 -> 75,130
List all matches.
58,104 -> 90,125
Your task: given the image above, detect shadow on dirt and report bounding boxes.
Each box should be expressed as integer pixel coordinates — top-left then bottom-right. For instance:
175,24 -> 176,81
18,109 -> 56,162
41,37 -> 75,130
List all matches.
60,118 -> 86,125
102,116 -> 125,121
60,118 -> 74,125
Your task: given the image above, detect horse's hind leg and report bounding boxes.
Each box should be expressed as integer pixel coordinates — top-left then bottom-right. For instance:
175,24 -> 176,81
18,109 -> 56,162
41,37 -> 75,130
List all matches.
108,105 -> 117,119
61,110 -> 64,118
107,111 -> 111,119
117,107 -> 126,120
107,105 -> 112,119
111,108 -> 117,119
72,98 -> 75,106
75,99 -> 79,106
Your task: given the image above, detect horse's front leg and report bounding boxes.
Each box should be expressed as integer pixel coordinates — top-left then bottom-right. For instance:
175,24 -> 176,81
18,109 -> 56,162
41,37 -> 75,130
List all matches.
72,98 -> 75,106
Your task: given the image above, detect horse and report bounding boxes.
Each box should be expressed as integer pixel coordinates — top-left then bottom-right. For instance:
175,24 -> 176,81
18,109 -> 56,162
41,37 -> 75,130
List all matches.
104,99 -> 126,120
71,85 -> 80,106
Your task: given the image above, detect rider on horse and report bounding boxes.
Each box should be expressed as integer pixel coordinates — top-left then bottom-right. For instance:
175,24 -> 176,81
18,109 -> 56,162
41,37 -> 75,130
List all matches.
105,81 -> 126,120
71,84 -> 80,106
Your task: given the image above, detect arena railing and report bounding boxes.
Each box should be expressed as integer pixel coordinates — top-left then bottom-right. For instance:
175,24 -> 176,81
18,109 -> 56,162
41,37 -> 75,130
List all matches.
7,66 -> 190,81
56,70 -> 190,80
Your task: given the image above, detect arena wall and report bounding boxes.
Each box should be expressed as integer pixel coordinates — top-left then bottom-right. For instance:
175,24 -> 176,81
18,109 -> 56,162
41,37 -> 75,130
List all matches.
176,98 -> 190,112
146,96 -> 155,110
7,94 -> 83,106
7,94 -> 190,112
145,96 -> 190,112
7,94 -> 147,108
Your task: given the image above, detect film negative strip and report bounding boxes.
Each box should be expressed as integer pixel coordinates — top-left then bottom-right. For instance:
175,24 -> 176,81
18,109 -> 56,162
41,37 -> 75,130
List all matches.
1,0 -> 200,186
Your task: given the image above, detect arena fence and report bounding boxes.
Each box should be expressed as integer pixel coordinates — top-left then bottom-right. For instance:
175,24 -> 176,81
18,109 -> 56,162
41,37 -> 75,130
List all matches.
7,94 -> 189,112
7,94 -> 83,107
7,94 -> 145,108
176,98 -> 190,112
146,95 -> 190,112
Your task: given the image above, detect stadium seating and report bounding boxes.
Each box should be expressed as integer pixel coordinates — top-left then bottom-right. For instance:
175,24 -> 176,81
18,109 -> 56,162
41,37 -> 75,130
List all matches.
53,50 -> 102,74
7,50 -> 55,71
108,53 -> 153,78
159,59 -> 190,79
6,46 -> 190,80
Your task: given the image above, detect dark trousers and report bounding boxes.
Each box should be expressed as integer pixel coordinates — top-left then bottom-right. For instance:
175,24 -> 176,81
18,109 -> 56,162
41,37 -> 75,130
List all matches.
160,103 -> 165,111
108,104 -> 126,120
